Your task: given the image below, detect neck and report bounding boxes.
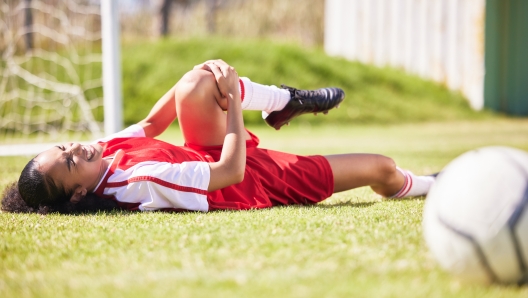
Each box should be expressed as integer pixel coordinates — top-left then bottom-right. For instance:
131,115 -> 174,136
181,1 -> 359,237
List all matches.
88,158 -> 112,193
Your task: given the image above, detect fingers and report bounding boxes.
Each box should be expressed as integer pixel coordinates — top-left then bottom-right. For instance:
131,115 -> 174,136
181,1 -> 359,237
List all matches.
206,60 -> 234,75
206,62 -> 239,98
206,63 -> 227,96
193,59 -> 233,72
193,59 -> 239,99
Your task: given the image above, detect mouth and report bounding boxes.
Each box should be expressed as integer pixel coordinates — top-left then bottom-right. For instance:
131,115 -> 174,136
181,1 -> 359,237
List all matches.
83,145 -> 95,161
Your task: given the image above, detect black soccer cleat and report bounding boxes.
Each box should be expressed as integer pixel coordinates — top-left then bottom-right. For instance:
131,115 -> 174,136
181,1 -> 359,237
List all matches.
264,85 -> 345,130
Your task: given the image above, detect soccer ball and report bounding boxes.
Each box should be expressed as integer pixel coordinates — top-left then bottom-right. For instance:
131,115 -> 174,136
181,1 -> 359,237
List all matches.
423,146 -> 528,284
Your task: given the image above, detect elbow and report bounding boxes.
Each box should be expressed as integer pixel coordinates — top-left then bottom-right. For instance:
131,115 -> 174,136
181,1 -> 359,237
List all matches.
231,164 -> 246,184
227,160 -> 245,184
211,161 -> 245,190
234,170 -> 245,184
137,121 -> 161,138
228,166 -> 245,185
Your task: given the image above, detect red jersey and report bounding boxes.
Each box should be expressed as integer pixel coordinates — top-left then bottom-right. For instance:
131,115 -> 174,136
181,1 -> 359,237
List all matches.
92,125 -> 334,211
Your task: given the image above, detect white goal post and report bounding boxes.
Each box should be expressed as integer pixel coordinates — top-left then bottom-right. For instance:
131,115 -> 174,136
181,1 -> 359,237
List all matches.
101,0 -> 122,136
0,0 -> 122,156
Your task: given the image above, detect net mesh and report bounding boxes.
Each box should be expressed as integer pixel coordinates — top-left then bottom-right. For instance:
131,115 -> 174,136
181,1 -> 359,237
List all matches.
0,0 -> 103,146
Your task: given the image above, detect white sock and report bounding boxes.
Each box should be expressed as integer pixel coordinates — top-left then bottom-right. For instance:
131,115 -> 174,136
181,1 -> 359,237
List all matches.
392,167 -> 436,198
239,77 -> 290,118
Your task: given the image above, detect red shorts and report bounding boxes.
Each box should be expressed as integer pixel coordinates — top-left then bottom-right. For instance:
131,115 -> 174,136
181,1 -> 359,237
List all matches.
184,130 -> 334,211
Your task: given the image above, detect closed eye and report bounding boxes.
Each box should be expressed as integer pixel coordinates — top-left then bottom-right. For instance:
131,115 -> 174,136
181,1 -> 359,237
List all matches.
69,158 -> 76,167
56,145 -> 75,170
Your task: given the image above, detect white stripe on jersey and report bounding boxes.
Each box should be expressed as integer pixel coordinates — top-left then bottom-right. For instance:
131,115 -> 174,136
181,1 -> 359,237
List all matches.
103,160 -> 210,212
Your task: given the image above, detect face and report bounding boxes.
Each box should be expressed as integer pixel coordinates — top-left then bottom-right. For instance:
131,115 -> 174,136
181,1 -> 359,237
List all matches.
34,143 -> 110,201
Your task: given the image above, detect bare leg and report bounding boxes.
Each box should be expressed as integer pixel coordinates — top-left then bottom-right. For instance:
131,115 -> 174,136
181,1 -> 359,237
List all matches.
324,154 -> 405,197
174,69 -> 251,146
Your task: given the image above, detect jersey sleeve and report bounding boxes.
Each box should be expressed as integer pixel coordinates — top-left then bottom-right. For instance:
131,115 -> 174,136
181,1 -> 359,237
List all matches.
93,124 -> 146,143
104,160 -> 210,212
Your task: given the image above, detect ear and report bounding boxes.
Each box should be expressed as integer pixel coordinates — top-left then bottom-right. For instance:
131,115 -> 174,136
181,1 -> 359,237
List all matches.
70,186 -> 87,204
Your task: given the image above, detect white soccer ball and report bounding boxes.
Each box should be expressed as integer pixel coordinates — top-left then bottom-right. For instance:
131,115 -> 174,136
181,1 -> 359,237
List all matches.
423,146 -> 528,284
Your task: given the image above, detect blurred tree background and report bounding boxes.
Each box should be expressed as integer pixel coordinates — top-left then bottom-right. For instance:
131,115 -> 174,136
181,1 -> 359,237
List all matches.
121,0 -> 325,46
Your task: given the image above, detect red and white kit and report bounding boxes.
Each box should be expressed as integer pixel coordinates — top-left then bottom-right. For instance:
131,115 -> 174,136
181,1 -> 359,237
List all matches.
93,125 -> 334,212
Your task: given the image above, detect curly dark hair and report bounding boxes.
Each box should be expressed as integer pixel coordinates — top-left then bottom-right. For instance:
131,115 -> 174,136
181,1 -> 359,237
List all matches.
1,181 -> 120,214
18,159 -> 71,207
1,158 -> 120,214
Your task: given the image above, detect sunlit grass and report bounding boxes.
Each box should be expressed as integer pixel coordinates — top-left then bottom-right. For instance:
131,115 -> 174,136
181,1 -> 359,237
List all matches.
1,119 -> 528,297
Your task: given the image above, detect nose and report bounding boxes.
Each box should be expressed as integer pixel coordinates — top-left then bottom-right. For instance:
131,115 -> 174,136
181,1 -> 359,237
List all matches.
69,143 -> 82,156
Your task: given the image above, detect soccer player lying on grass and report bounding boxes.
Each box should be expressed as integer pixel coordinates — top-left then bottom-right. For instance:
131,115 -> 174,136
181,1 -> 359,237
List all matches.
1,60 -> 435,214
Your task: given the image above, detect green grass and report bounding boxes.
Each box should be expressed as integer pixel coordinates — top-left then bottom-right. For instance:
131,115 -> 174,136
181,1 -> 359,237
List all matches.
121,37 -> 492,126
2,119 -> 528,297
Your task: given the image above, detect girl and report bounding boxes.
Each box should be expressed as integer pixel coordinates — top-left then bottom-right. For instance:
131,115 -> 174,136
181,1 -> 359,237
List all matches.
1,60 -> 435,214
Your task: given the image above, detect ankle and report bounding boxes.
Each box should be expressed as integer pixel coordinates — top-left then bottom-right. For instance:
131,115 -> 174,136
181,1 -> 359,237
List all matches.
391,168 -> 436,198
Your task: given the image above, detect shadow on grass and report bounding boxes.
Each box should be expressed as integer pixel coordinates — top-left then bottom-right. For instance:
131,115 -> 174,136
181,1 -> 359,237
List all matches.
311,201 -> 377,209
73,200 -> 379,215
383,196 -> 426,203
43,198 -> 410,216
51,210 -> 137,217
254,201 -> 378,210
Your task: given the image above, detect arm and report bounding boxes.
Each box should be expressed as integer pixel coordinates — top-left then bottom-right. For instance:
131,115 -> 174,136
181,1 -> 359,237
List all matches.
205,61 -> 246,191
137,85 -> 178,138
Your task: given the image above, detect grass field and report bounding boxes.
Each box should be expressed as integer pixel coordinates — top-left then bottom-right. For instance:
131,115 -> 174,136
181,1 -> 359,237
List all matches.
2,118 -> 528,297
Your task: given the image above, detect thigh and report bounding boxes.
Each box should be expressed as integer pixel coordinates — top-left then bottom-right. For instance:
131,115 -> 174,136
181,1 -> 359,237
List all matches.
175,69 -> 250,146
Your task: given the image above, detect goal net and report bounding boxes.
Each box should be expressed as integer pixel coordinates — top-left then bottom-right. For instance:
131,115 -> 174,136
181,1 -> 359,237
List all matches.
0,0 -> 104,154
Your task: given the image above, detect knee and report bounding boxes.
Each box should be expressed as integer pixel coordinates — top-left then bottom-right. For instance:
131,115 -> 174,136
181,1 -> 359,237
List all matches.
374,155 -> 398,181
175,69 -> 219,105
180,69 -> 215,88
